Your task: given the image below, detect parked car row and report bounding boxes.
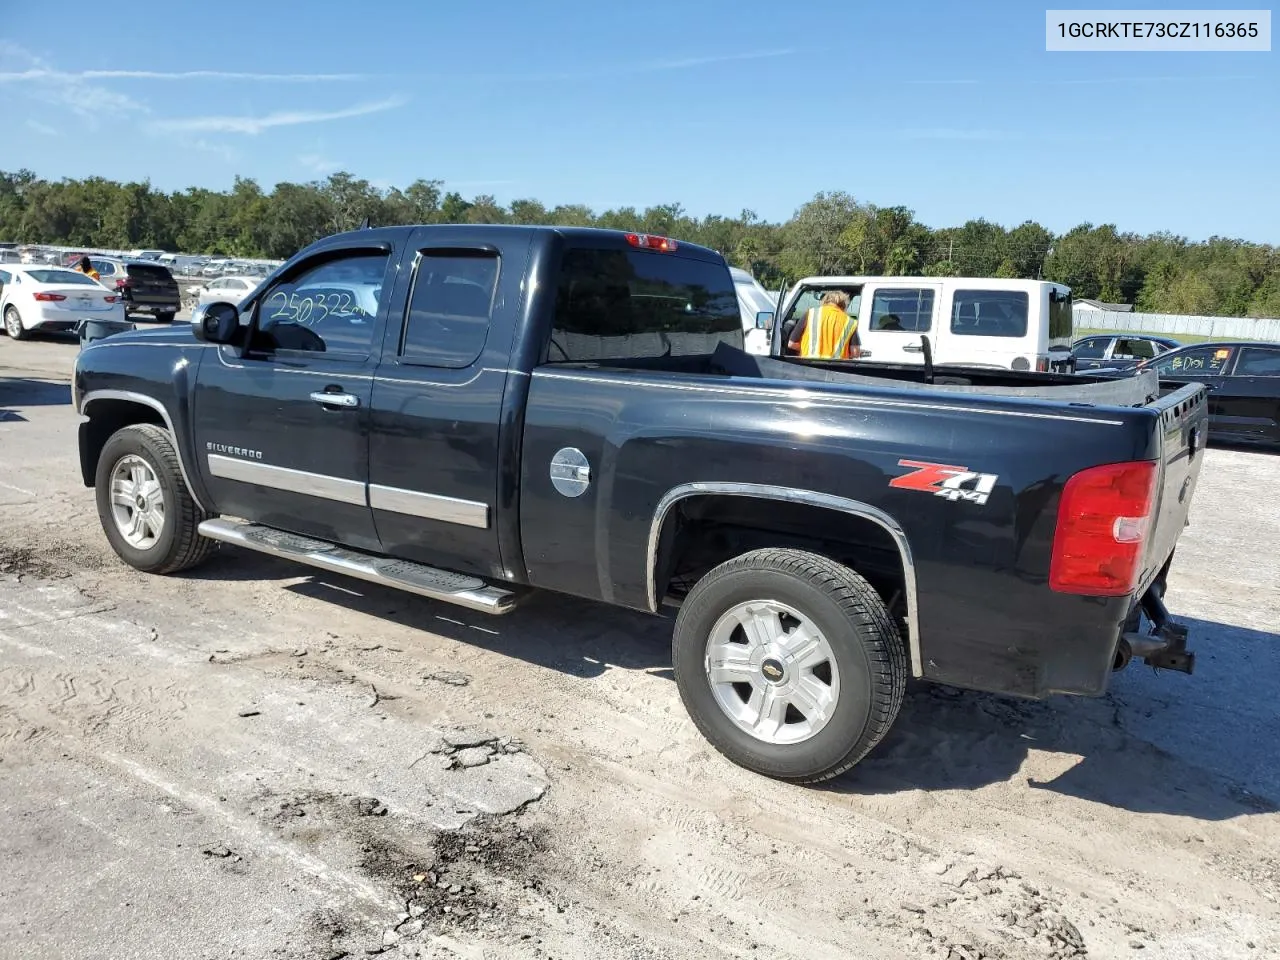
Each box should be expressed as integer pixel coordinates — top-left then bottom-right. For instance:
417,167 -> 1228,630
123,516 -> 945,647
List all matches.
1082,338 -> 1280,448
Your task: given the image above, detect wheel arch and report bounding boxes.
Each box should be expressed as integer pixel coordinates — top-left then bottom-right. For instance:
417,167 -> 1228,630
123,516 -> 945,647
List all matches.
647,482 -> 922,676
79,390 -> 206,511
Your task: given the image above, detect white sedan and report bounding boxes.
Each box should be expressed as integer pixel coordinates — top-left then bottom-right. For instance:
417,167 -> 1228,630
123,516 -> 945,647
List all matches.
0,265 -> 125,340
186,276 -> 257,307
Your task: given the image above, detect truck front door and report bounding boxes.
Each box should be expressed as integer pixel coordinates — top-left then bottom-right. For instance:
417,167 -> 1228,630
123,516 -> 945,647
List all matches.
192,243 -> 394,552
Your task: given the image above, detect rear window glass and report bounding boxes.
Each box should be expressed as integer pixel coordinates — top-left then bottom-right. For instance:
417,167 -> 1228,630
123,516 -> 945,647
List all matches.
1231,347 -> 1280,377
126,263 -> 175,281
951,290 -> 1029,338
548,248 -> 742,364
28,269 -> 98,285
400,250 -> 499,369
868,288 -> 934,332
1049,289 -> 1072,340
1073,337 -> 1109,359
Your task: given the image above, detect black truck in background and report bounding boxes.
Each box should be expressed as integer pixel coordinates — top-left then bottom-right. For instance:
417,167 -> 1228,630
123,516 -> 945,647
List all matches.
73,225 -> 1209,783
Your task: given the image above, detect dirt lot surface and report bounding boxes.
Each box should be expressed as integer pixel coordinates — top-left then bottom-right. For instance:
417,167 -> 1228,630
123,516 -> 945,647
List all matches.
2,331 -> 1278,960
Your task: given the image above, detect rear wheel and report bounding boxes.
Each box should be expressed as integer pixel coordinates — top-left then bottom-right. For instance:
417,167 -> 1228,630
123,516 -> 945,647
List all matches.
95,424 -> 216,574
673,548 -> 906,783
4,305 -> 28,340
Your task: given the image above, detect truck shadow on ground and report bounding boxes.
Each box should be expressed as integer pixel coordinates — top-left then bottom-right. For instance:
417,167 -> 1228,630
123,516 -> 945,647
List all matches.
835,616 -> 1280,821
188,551 -> 1274,822
0,378 -> 72,420
188,549 -> 675,677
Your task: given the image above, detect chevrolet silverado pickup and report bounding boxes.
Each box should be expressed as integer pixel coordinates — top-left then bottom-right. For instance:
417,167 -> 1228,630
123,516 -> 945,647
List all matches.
72,225 -> 1209,783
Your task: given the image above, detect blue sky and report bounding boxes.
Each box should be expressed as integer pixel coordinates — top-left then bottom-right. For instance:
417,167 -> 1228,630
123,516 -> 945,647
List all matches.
1,0 -> 1276,241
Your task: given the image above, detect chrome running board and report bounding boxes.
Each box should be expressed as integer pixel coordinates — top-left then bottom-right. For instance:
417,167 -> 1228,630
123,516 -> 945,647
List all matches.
197,518 -> 519,615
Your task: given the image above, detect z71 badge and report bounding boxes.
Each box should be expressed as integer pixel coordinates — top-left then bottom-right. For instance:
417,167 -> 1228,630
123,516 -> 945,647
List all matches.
889,459 -> 998,505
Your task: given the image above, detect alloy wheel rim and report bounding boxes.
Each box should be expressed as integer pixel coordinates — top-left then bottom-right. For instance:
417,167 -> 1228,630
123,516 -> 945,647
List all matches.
703,599 -> 841,745
109,454 -> 165,549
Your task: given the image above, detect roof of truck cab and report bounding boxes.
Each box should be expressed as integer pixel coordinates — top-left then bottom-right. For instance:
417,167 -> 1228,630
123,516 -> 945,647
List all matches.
320,223 -> 722,260
791,275 -> 1069,290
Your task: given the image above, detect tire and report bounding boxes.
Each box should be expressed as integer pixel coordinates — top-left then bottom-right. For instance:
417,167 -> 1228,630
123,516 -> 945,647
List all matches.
673,548 -> 906,783
155,311 -> 176,323
95,423 -> 216,574
4,305 -> 29,340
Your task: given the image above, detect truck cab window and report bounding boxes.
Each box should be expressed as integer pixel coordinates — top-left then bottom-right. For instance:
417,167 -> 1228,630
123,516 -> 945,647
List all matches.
254,250 -> 389,357
547,248 -> 741,364
951,290 -> 1029,338
869,288 -> 934,331
399,251 -> 499,368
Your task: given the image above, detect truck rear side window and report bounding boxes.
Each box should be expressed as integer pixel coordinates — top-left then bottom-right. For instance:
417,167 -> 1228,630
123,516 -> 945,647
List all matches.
868,288 -> 934,332
400,250 -> 499,369
548,249 -> 742,364
951,290 -> 1029,338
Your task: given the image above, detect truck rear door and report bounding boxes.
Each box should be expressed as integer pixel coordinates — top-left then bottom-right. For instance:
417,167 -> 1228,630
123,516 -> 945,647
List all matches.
367,228 -> 531,580
855,282 -> 940,364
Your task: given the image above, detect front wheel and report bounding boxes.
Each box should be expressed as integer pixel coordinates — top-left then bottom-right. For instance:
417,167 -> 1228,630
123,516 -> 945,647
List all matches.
673,548 -> 906,783
95,424 -> 216,574
4,305 -> 28,340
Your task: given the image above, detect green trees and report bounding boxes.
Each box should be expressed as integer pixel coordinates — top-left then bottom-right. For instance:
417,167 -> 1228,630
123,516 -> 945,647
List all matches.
1,168 -> 1276,318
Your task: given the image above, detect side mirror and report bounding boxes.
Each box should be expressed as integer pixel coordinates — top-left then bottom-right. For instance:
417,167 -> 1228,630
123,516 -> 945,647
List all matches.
755,310 -> 774,330
191,301 -> 242,345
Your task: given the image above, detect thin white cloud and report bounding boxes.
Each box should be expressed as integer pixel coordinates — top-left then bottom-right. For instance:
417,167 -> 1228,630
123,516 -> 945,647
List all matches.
25,119 -> 60,136
153,96 -> 407,135
299,153 -> 342,174
893,128 -> 1016,141
445,179 -> 516,189
906,74 -> 1253,86
0,68 -> 365,83
0,43 -> 147,122
483,49 -> 796,82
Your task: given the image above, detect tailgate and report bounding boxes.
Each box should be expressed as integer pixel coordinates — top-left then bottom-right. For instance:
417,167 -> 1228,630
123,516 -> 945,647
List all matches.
1140,381 -> 1209,592
126,264 -> 179,301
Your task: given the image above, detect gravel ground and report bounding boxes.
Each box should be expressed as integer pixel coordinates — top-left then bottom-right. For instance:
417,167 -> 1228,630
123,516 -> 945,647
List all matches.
1,330 -> 1278,960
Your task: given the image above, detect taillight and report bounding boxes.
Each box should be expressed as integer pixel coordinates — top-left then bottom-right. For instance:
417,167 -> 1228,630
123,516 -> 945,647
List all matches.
33,292 -> 66,301
115,277 -> 129,289
104,295 -> 118,303
1036,357 -> 1050,372
1050,461 -> 1158,596
625,232 -> 678,252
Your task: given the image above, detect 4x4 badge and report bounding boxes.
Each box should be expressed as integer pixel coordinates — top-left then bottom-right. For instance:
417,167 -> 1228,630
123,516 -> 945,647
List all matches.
889,459 -> 998,505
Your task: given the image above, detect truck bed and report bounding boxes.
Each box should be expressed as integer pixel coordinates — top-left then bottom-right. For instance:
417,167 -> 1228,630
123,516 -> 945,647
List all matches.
707,343 -> 1161,407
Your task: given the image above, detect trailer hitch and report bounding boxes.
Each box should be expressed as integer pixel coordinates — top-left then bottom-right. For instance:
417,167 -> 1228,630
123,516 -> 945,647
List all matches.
1119,588 -> 1195,674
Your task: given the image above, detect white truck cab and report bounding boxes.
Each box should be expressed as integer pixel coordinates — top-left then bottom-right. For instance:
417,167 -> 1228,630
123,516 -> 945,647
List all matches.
768,276 -> 1074,371
729,266 -> 779,355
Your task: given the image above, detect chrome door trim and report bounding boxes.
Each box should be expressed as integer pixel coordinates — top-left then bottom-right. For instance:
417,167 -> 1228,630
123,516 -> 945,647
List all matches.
78,389 -> 207,512
207,454 -> 367,506
368,484 -> 489,529
647,481 -> 923,677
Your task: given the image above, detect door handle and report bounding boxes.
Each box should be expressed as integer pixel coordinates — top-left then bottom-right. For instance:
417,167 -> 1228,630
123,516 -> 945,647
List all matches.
310,390 -> 360,409
902,344 -> 923,353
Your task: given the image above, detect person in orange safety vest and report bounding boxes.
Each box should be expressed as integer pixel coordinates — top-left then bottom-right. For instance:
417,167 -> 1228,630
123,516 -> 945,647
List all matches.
786,289 -> 861,359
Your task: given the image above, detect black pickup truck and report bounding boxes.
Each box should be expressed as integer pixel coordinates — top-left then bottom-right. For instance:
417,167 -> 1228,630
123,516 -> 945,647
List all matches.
72,225 -> 1210,783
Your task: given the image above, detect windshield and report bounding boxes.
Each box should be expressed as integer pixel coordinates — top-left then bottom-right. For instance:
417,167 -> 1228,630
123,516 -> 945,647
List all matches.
29,269 -> 99,285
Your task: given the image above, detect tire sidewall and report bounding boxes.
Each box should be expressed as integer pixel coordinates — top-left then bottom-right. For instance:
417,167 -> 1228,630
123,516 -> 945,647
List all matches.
5,306 -> 22,338
674,564 -> 878,779
95,428 -> 182,572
